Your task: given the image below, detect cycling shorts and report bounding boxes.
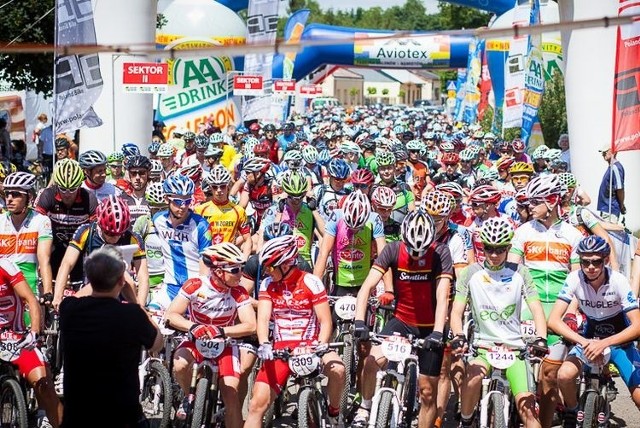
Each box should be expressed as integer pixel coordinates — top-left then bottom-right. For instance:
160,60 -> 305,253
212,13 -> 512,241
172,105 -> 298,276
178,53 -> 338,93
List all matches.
175,340 -> 241,378
255,340 -> 305,394
149,274 -> 164,288
546,340 -> 568,364
569,344 -> 640,388
473,349 -> 535,397
379,317 -> 444,377
14,348 -> 46,377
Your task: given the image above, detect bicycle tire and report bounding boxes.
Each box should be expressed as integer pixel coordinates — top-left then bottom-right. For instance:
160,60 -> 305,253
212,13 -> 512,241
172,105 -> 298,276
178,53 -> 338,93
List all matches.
401,360 -> 418,427
190,377 -> 210,428
298,387 -> 322,428
581,391 -> 601,428
340,332 -> 354,417
141,360 -> 173,428
263,401 -> 276,428
0,377 -> 28,428
487,393 -> 506,428
374,390 -> 394,428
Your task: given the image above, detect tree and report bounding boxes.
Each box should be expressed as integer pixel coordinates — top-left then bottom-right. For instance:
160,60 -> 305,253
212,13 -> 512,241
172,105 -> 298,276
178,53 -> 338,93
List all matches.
538,70 -> 567,148
367,87 -> 377,95
382,88 -> 389,96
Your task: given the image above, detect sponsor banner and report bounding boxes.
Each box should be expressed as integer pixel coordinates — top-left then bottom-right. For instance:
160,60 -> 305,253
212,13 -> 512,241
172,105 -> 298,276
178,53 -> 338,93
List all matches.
502,2 -> 530,129
354,33 -> 451,68
122,62 -> 168,94
53,0 -> 103,134
521,0 -> 544,145
233,75 -> 265,96
298,84 -> 323,98
478,47 -> 492,121
273,79 -> 297,96
453,68 -> 467,120
283,9 -> 311,80
462,39 -> 484,124
612,0 -> 640,152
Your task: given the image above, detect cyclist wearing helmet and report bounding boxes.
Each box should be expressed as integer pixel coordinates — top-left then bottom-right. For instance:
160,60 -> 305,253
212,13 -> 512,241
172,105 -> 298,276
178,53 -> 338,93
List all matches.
432,152 -> 465,188
176,130 -> 197,166
301,145 -> 324,188
54,136 -> 77,161
133,182 -> 167,290
209,132 -> 237,171
195,165 -> 251,257
203,145 -> 224,173
120,155 -> 152,224
531,144 -> 550,174
166,242 -> 255,428
507,174 -> 583,428
458,149 -> 478,189
244,236 -> 346,428
79,150 -> 121,202
178,163 -> 206,205
550,236 -> 640,428
359,138 -> 378,175
350,168 -> 375,197
148,140 -> 161,160
511,138 -> 531,164
0,173 -> 54,301
314,158 -> 352,223
248,122 -> 261,138
53,195 -> 147,306
374,150 -> 416,233
353,210 -> 454,428
156,143 -> 177,179
234,158 -> 274,232
509,161 -> 535,193
467,184 -> 513,261
150,175 -> 212,310
35,159 -> 98,286
106,152 -> 125,185
261,123 -> 281,164
278,122 -> 296,152
371,186 -> 398,241
450,217 -> 548,428
183,134 -> 210,170
148,159 -> 163,183
406,139 -> 429,181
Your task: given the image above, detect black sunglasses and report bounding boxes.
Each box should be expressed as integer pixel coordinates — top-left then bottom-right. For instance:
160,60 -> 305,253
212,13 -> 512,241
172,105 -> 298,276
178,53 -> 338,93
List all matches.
580,258 -> 604,268
484,245 -> 509,255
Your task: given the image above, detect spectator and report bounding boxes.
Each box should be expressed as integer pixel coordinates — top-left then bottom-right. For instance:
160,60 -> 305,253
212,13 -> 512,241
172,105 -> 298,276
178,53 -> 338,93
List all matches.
33,113 -> 48,158
558,133 -> 570,171
40,125 -> 54,167
0,118 -> 12,160
597,145 -> 625,223
59,246 -> 162,428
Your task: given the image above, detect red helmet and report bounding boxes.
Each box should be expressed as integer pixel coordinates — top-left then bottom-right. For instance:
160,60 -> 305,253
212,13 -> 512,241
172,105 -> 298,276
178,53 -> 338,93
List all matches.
451,138 -> 466,152
511,139 -> 525,154
495,156 -> 515,172
179,164 -> 203,182
441,152 -> 460,165
249,123 -> 261,132
98,195 -> 131,236
351,168 -> 375,186
469,185 -> 502,205
253,142 -> 270,155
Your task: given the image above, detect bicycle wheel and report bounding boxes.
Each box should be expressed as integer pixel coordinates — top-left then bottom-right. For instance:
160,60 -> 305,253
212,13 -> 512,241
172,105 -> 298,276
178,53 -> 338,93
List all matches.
374,390 -> 394,428
401,360 -> 418,427
487,393 -> 506,428
0,377 -> 28,428
340,332 -> 354,417
140,360 -> 172,428
190,377 -> 210,428
298,388 -> 322,428
581,391 -> 604,428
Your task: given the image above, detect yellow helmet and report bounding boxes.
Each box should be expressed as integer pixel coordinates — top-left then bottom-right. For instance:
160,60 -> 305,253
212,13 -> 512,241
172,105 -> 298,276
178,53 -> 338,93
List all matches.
0,162 -> 17,181
508,162 -> 534,175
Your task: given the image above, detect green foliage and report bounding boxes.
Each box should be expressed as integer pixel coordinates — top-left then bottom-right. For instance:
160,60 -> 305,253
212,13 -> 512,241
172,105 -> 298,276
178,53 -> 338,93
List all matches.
367,87 -> 377,95
349,87 -> 359,96
538,70 -> 567,148
382,88 -> 389,95
156,13 -> 168,30
398,89 -> 406,99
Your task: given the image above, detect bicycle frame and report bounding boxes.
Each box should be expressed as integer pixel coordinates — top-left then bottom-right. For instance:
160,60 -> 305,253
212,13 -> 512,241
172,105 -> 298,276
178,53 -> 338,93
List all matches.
478,368 -> 512,428
186,359 -> 222,426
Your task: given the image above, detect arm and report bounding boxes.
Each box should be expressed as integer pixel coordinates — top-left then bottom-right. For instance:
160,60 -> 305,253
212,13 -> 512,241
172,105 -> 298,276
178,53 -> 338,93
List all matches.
589,223 -> 619,271
313,301 -> 333,344
222,304 -> 256,337
145,313 -> 164,353
374,236 -> 386,256
527,299 -> 548,340
165,295 -> 194,332
53,246 -> 82,308
449,299 -> 466,337
548,299 -> 587,347
239,189 -> 249,209
240,276 -> 258,309
600,309 -> 640,348
120,270 -> 139,304
432,277 -> 451,333
240,232 -> 252,259
132,258 -> 149,306
312,211 -> 325,237
312,233 -> 334,279
229,177 -> 245,198
36,239 -> 53,295
256,299 -> 273,344
355,268 -> 385,321
14,280 -> 41,334
615,188 -> 625,214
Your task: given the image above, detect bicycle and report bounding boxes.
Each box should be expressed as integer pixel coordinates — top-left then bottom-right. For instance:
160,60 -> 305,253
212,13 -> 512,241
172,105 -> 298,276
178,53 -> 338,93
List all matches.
0,330 -> 32,428
329,295 -> 357,419
365,332 -> 422,428
576,347 -> 616,428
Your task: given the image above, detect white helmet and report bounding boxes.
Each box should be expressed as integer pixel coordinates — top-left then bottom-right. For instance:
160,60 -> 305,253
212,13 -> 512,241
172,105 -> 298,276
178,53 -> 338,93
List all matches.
371,186 -> 397,209
525,174 -> 562,199
342,190 -> 371,230
206,165 -> 231,186
3,172 -> 36,192
401,209 -> 436,257
201,243 -> 246,268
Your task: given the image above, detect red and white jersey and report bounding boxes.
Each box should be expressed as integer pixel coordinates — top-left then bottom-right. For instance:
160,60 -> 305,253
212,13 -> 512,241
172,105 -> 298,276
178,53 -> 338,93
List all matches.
259,269 -> 327,344
0,259 -> 26,332
178,275 -> 250,326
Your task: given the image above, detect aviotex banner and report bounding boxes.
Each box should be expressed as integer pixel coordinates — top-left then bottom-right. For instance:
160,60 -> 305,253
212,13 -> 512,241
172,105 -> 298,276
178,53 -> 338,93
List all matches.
521,0 -> 544,145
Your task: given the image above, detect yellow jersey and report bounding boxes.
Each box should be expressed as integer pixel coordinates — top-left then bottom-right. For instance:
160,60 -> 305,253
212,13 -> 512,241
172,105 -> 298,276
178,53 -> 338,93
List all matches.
194,200 -> 249,244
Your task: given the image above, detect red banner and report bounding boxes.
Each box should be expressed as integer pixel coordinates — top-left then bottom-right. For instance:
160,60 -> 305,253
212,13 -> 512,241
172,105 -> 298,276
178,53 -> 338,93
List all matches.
478,49 -> 492,121
612,0 -> 640,152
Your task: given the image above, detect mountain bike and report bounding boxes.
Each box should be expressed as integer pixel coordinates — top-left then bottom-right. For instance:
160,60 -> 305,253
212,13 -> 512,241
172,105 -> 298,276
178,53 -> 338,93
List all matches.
0,330 -> 32,428
329,295 -> 357,419
576,347 -> 616,428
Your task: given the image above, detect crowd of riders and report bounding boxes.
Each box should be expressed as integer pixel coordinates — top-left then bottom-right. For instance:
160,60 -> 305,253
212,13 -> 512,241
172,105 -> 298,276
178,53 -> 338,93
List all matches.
0,104 -> 638,428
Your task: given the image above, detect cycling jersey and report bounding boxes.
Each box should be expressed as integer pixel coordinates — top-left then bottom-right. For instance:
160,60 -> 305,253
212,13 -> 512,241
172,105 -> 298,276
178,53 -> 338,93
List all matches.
70,222 -> 146,262
436,228 -> 468,268
373,241 -> 453,327
120,193 -> 150,226
455,262 -> 539,349
314,184 -> 351,223
82,180 -> 121,202
244,179 -> 274,218
258,269 -> 327,344
0,259 -> 27,332
262,138 -> 280,164
0,209 -> 52,293
132,215 -> 164,286
326,209 -> 384,288
178,275 -> 250,326
194,200 -> 249,244
242,254 -> 312,299
152,210 -> 212,298
261,202 -> 315,265
375,181 -> 414,227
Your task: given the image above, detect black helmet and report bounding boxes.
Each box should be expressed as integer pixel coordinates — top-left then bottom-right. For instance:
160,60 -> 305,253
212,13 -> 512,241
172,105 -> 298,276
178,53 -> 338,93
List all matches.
55,137 -> 70,149
264,123 -> 276,132
125,155 -> 152,171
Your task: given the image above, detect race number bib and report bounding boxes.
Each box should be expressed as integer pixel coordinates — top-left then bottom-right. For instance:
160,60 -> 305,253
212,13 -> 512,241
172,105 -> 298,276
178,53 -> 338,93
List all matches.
381,336 -> 412,362
487,346 -> 517,370
195,338 -> 225,359
151,313 -> 174,337
520,320 -> 536,339
0,331 -> 22,362
289,346 -> 321,376
335,296 -> 356,320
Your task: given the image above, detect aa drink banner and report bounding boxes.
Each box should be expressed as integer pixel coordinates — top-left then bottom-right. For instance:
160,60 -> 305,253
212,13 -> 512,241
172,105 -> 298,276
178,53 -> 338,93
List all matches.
462,39 -> 484,124
521,0 -> 544,145
242,0 -> 280,121
53,0 -> 103,134
612,0 -> 640,152
502,2 -> 530,129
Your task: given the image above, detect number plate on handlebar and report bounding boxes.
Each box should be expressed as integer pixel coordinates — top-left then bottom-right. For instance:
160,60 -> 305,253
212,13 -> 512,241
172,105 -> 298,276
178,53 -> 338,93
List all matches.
487,346 -> 517,370
0,331 -> 22,362
381,336 -> 412,362
195,338 -> 225,359
335,296 -> 357,320
288,350 -> 321,376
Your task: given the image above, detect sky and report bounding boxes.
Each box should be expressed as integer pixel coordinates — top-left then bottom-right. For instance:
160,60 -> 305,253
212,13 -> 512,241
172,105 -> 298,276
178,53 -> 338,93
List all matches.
318,0 -> 440,13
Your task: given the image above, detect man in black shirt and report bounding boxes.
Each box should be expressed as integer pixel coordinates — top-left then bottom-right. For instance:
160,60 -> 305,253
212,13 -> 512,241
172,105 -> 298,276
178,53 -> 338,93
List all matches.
60,246 -> 162,428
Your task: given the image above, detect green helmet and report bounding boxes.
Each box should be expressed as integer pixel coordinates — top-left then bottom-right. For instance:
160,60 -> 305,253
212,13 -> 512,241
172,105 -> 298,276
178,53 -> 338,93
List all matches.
479,217 -> 514,246
107,152 -> 124,164
531,144 -> 549,161
280,170 -> 308,196
53,159 -> 85,189
145,182 -> 166,206
406,139 -> 425,152
558,172 -> 577,189
375,150 -> 396,167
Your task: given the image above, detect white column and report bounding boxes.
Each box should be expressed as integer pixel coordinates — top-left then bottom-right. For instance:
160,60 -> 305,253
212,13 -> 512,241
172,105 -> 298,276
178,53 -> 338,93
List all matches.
79,0 -> 156,156
559,0 -> 640,231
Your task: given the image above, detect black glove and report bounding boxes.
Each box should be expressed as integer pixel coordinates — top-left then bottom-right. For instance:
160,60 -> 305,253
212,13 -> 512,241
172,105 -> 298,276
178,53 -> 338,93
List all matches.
307,197 -> 317,211
450,334 -> 467,351
423,331 -> 444,351
353,320 -> 370,341
528,336 -> 548,358
40,292 -> 54,305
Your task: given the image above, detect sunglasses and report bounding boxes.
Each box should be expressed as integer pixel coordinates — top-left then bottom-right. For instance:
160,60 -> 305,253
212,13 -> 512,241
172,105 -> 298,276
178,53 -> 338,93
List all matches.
102,230 -> 122,238
288,194 -> 305,200
528,198 -> 547,207
460,160 -> 471,164
408,150 -> 421,154
59,187 -> 79,194
169,197 -> 192,207
109,164 -> 123,168
129,170 -> 147,177
580,258 -> 604,268
484,245 -> 509,255
211,184 -> 227,191
5,191 -> 26,198
220,265 -> 244,274
471,202 -> 486,208
353,183 -> 369,189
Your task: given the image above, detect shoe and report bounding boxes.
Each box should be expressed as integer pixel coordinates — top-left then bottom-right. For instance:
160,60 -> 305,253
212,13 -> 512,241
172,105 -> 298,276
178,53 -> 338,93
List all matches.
563,410 -> 577,428
54,372 -> 64,397
608,363 -> 620,377
328,414 -> 343,428
352,407 -> 370,427
37,412 -> 53,428
176,397 -> 190,420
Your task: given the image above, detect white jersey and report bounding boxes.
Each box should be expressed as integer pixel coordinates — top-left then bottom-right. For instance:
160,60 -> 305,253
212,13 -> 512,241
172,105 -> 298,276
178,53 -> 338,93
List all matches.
178,275 -> 251,326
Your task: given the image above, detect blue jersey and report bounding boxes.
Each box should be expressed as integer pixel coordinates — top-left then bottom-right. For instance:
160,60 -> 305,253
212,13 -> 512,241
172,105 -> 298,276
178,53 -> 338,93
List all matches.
152,210 -> 212,297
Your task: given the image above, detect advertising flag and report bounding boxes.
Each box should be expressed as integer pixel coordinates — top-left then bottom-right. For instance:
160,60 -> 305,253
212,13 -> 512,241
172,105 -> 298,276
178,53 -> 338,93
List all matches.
283,9 -> 311,80
521,0 -> 544,145
502,1 -> 530,129
453,68 -> 467,121
462,39 -> 484,124
612,0 -> 640,152
478,48 -> 492,121
53,0 -> 103,134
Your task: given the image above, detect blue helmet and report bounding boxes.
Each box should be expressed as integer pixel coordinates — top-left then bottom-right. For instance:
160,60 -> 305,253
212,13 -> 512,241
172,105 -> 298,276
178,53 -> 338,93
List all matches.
122,143 -> 140,157
318,149 -> 331,166
263,223 -> 293,240
163,173 -> 194,196
328,158 -> 351,180
576,236 -> 611,256
148,141 -> 161,154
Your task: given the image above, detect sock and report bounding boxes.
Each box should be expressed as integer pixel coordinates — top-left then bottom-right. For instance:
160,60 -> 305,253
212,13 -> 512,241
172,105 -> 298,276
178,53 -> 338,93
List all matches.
328,405 -> 340,417
361,399 -> 372,410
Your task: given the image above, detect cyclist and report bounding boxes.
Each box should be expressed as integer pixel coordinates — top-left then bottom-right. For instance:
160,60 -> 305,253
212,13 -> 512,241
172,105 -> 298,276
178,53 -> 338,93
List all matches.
371,185 -> 399,241
507,174 -> 583,428
176,130 -> 197,166
209,132 -> 237,171
53,195 -> 147,308
106,152 -> 125,184
149,174 -> 212,310
353,210 -> 454,428
467,184 -> 510,263
301,145 -> 324,189
450,217 -> 548,428
0,259 -> 62,427
244,235 -> 346,428
120,155 -> 152,225
374,150 -> 415,232
509,162 -> 535,192
511,139 -> 532,164
167,242 -> 255,428
132,182 -> 166,293
35,159 -> 98,288
178,163 -> 206,206
194,165 -> 251,257
431,153 -> 462,187
278,122 -> 297,152
549,236 -> 640,427
261,123 -> 281,164
0,172 -> 53,302
183,134 -> 209,170
314,158 -> 352,222
156,143 -> 177,179
78,150 -> 121,202
54,137 -> 72,162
